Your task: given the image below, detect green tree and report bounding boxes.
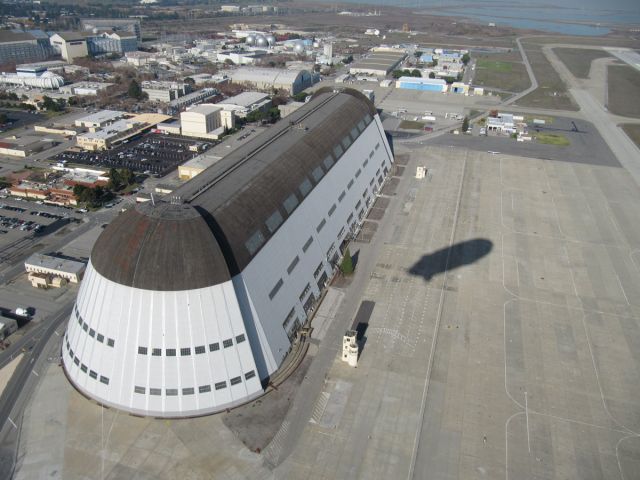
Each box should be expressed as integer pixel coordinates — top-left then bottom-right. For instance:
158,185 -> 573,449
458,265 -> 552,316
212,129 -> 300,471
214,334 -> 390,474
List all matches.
414,51 -> 423,59
127,79 -> 145,100
340,248 -> 354,275
461,116 -> 469,133
108,168 -> 122,190
461,53 -> 471,65
391,70 -> 404,79
411,69 -> 421,77
428,72 -> 436,79
42,95 -> 63,112
184,77 -> 195,87
293,92 -> 309,102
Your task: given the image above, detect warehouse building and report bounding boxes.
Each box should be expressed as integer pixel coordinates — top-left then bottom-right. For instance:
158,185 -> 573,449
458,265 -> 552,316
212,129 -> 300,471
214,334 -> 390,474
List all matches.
62,89 -> 394,417
49,32 -> 88,63
142,81 -> 190,103
25,253 -> 86,284
229,68 -> 318,95
395,76 -> 448,92
216,91 -> 271,118
180,104 -> 235,140
87,32 -> 138,56
349,49 -> 406,77
0,30 -> 53,65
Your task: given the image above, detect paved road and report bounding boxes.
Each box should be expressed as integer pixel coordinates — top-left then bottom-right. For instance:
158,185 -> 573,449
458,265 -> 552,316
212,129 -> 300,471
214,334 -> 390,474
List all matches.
0,302 -> 72,479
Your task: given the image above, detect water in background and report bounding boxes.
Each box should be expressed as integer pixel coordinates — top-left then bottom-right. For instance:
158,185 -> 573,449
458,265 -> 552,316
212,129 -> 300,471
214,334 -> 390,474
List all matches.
329,0 -> 640,36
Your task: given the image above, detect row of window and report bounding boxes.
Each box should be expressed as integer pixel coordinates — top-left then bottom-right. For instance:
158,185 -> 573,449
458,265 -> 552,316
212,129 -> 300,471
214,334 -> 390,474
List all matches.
65,335 -> 109,385
137,334 -> 246,356
133,370 -> 256,396
244,113 -> 375,257
269,152 -> 385,303
74,305 -> 115,348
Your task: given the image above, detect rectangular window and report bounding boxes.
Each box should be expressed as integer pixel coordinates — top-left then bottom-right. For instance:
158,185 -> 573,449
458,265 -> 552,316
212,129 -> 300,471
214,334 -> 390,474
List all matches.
299,283 -> 311,302
356,200 -> 362,210
283,193 -> 299,214
209,342 -> 220,352
81,364 -> 88,373
348,213 -> 354,224
180,347 -> 191,356
230,376 -> 242,386
338,190 -> 346,202
166,348 -> 176,357
245,230 -> 265,256
357,119 -> 366,132
363,159 -> 369,168
378,175 -> 384,185
364,114 -> 372,124
77,316 -> 81,325
100,376 -> 109,385
370,178 -> 375,187
166,388 -> 178,396
236,334 -> 246,343
369,150 -> 375,159
89,370 -> 98,379
323,156 -> 334,170
341,135 -> 351,150
328,204 -> 336,217
215,381 -> 227,390
350,126 -> 359,141
97,334 -> 104,343
287,256 -> 299,275
313,262 -> 324,278
138,346 -> 147,355
150,388 -> 161,396
223,338 -> 233,348
283,308 -> 296,330
299,178 -> 313,198
338,227 -> 345,239
311,166 -> 324,183
333,144 -> 343,158
355,168 -> 361,178
347,179 -> 354,190
152,348 -> 162,356
265,210 -> 284,233
269,278 -> 284,300
107,338 -> 115,347
74,356 -> 80,366
375,142 -> 380,150
302,236 -> 313,253
362,189 -> 368,198
195,345 -> 206,354
316,218 -> 326,233
376,168 -> 381,176
245,370 -> 256,380
83,323 -> 88,332
182,387 -> 194,395
89,328 -> 95,337
134,386 -> 146,394
199,385 -> 211,393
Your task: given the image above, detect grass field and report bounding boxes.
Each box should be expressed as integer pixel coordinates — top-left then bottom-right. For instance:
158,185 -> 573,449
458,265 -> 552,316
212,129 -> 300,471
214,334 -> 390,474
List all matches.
473,53 -> 530,93
517,43 -> 578,111
399,120 -> 425,130
553,48 -> 611,79
535,132 -> 570,146
621,124 -> 640,148
608,65 -> 640,119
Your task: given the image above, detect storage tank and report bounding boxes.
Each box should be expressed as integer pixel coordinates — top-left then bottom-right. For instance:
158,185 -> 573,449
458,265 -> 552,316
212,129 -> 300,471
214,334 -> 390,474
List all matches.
265,34 -> 276,46
256,35 -> 267,47
245,34 -> 255,45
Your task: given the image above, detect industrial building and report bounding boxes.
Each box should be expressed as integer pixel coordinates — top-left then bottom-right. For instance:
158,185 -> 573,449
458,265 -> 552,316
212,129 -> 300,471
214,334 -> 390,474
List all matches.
75,110 -> 126,128
395,77 -> 448,92
216,91 -> 271,118
60,81 -> 114,96
349,49 -> 406,77
81,18 -> 142,43
62,89 -> 394,417
229,68 -> 318,95
87,31 -> 138,56
0,30 -> 53,65
180,104 -> 235,140
142,81 -> 190,103
166,88 -> 218,115
25,253 -> 86,285
49,32 -> 89,63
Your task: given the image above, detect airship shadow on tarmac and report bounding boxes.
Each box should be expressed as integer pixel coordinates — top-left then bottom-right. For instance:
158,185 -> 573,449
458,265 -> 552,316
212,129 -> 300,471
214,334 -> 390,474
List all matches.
408,238 -> 493,281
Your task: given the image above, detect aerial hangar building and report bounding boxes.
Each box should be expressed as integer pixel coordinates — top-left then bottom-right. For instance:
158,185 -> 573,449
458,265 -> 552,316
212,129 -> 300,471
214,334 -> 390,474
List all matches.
62,90 -> 394,417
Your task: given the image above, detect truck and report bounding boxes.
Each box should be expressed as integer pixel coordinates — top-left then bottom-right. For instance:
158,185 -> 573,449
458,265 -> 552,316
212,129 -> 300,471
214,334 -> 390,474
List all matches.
421,115 -> 436,122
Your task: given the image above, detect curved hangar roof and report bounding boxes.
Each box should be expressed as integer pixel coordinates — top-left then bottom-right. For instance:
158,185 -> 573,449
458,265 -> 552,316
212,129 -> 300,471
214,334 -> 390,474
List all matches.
91,89 -> 378,291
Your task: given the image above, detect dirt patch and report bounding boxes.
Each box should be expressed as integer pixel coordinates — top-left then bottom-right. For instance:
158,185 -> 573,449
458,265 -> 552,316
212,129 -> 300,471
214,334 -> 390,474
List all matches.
608,65 -> 640,119
222,355 -> 312,453
381,177 -> 400,195
553,48 -> 611,79
517,43 -> 578,111
621,124 -> 640,148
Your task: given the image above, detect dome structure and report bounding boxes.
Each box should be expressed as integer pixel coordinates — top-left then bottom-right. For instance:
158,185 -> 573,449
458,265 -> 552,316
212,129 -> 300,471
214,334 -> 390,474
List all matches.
255,35 -> 267,47
0,71 -> 64,89
245,34 -> 255,45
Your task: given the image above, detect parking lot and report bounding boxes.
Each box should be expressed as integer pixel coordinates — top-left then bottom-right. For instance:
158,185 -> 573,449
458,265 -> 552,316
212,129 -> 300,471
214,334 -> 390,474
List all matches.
54,134 -> 206,176
0,200 -> 80,266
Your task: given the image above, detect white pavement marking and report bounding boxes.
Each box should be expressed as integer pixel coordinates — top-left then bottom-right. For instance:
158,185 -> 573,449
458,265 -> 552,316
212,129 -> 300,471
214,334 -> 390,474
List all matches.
31,369 -> 38,377
525,391 -> 531,453
7,417 -> 17,429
